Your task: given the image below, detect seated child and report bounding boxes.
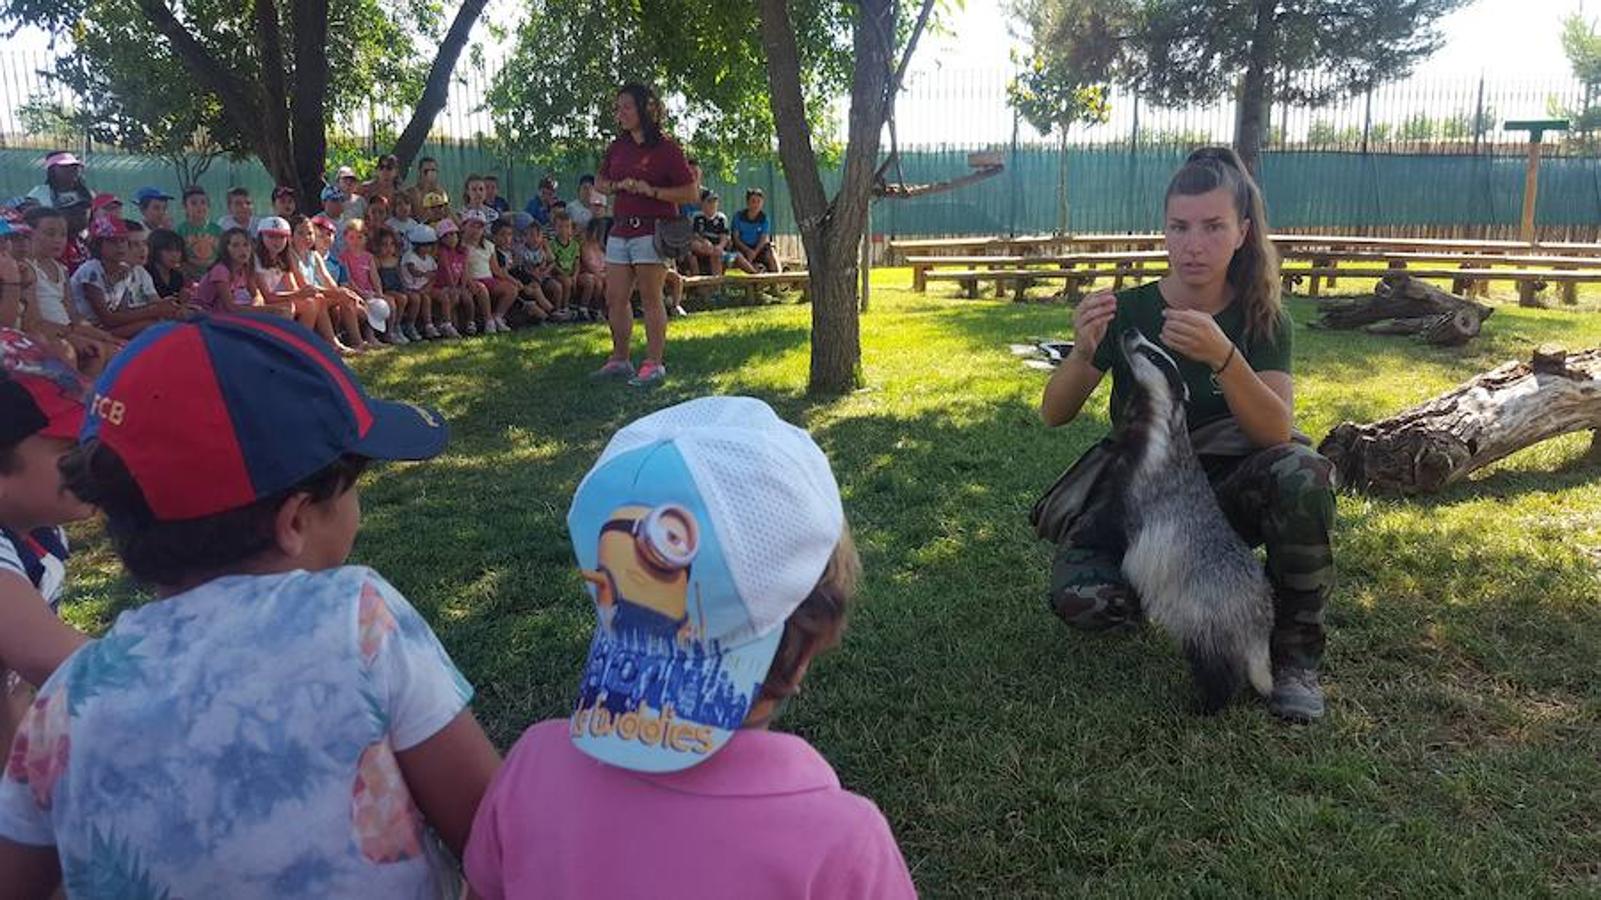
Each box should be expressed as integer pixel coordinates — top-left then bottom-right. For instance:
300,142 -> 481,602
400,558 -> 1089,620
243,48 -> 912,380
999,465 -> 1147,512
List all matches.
732,188 -> 780,274
69,218 -> 175,339
510,220 -> 571,321
691,191 -> 743,276
144,227 -> 195,309
402,224 -> 454,340
0,315 -> 502,897
176,186 -> 222,279
0,331 -> 92,759
464,396 -> 917,900
22,207 -> 122,376
490,219 -> 552,326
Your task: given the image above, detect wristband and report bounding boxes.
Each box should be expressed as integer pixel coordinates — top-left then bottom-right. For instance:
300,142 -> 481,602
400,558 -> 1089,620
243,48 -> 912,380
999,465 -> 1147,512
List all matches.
1212,344 -> 1237,375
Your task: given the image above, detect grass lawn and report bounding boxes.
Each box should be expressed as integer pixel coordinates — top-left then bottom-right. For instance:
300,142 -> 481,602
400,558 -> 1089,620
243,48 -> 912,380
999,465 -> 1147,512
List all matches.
61,269 -> 1601,896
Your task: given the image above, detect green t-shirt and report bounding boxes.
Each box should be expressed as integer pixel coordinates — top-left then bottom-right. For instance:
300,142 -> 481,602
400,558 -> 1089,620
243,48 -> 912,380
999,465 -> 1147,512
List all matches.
1090,280 -> 1293,430
550,237 -> 581,276
176,220 -> 224,275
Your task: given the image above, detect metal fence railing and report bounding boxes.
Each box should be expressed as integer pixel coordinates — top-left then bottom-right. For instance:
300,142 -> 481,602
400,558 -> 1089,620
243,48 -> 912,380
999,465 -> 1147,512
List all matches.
6,50 -> 1601,240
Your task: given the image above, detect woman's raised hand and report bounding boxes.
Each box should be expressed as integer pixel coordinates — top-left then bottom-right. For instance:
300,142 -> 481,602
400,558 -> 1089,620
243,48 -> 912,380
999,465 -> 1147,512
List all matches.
1069,291 -> 1117,363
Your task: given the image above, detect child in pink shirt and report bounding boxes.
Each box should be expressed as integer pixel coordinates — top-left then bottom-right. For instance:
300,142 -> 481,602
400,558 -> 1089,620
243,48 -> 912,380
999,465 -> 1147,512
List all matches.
464,397 -> 916,900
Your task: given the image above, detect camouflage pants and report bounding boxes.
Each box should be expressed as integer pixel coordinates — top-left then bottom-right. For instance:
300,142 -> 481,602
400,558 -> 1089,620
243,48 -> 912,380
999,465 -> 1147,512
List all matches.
1048,443 -> 1337,669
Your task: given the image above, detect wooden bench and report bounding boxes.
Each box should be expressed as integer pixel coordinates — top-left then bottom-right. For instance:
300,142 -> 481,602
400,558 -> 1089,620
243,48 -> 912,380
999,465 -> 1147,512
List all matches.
1279,250 -> 1601,302
1281,266 -> 1601,305
926,265 -> 1169,301
909,251 -> 1169,294
680,271 -> 811,305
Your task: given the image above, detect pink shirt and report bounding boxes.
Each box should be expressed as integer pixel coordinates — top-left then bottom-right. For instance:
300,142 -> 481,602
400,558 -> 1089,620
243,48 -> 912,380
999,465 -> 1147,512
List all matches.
343,248 -> 378,295
465,720 -> 917,900
435,246 -> 466,287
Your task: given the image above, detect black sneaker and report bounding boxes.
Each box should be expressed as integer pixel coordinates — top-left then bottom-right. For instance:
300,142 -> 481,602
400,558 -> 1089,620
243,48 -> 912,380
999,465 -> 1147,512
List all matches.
1268,666 -> 1325,722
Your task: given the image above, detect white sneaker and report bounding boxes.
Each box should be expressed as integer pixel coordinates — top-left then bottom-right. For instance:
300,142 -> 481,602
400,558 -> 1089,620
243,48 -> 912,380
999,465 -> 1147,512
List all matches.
441,323 -> 461,339
497,316 -> 511,332
390,329 -> 409,345
423,324 -> 441,339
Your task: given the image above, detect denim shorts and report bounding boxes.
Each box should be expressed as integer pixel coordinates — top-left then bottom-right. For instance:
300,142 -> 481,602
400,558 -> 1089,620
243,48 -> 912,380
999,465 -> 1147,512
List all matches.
605,234 -> 662,266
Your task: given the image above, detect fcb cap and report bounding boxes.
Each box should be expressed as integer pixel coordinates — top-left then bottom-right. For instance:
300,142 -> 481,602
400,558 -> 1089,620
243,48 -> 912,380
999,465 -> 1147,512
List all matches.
82,315 -> 448,521
566,396 -> 844,773
0,330 -> 87,445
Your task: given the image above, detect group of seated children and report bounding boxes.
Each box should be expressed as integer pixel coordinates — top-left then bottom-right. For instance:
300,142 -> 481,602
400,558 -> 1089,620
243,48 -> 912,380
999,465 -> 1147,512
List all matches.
0,319 -> 916,898
681,185 -> 783,277
3,152 -> 744,375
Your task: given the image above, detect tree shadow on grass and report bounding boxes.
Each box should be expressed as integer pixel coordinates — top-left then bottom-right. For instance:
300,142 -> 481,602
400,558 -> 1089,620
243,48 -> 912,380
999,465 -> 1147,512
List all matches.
781,396 -> 1601,895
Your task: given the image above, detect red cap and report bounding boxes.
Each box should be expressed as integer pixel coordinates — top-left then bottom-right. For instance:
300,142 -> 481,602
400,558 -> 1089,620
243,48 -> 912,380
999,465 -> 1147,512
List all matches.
0,330 -> 87,444
90,192 -> 122,212
89,217 -> 129,239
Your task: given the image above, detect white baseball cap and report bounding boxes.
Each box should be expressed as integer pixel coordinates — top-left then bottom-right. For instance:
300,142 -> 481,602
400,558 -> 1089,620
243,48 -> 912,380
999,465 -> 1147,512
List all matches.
566,396 -> 845,773
364,296 -> 391,333
335,166 -> 357,180
407,223 -> 438,245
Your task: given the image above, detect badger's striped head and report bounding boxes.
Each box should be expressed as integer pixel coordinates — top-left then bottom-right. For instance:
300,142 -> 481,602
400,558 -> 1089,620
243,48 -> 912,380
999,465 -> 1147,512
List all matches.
1120,329 -> 1189,460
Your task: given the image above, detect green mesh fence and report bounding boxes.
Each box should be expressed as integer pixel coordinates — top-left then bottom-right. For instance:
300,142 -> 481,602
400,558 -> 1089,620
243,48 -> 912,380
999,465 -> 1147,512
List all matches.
6,145 -> 1599,235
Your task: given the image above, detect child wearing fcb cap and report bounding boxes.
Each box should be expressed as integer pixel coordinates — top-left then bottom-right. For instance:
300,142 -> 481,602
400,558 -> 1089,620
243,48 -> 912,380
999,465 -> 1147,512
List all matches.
0,315 -> 501,898
464,396 -> 916,900
0,331 -> 91,760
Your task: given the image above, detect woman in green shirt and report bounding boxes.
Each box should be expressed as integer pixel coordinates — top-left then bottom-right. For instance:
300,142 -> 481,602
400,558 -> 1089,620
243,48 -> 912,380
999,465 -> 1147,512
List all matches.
1039,146 -> 1335,721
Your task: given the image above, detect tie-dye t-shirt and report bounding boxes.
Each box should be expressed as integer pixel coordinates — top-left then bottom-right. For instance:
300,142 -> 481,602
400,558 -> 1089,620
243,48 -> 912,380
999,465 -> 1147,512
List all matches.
0,566 -> 473,899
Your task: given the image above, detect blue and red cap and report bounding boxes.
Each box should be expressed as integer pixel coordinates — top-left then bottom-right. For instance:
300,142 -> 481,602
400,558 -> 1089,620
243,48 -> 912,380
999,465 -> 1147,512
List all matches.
82,314 -> 448,521
0,329 -> 87,445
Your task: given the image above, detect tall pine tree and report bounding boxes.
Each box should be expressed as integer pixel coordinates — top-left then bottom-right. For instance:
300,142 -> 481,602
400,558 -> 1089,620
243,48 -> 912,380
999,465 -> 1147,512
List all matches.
1013,0 -> 1471,176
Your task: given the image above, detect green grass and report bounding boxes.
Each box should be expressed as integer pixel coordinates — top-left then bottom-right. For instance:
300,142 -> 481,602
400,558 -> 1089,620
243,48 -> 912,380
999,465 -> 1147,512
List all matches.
61,269 -> 1601,896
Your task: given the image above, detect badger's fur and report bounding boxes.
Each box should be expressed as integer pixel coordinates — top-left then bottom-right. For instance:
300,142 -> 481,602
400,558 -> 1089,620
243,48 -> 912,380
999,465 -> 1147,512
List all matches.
1096,328 -> 1274,713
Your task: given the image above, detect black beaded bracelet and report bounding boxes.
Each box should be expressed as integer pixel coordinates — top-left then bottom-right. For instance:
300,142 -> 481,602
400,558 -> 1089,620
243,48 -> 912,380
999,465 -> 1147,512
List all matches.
1212,344 -> 1237,375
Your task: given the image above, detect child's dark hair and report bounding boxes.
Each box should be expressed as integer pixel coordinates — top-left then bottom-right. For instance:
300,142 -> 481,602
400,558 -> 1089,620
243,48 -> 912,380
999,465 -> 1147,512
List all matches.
61,439 -> 368,587
617,82 -> 665,146
219,227 -> 253,273
373,225 -> 398,253
24,205 -> 64,229
254,229 -> 293,271
1166,145 -> 1282,342
226,186 -> 250,201
490,219 -> 513,238
0,438 -> 20,475
182,185 -> 206,201
584,217 -> 609,243
757,527 -> 860,708
147,228 -> 184,265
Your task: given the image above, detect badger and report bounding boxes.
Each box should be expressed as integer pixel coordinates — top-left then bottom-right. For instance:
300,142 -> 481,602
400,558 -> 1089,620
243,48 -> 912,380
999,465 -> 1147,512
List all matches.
1096,328 -> 1274,713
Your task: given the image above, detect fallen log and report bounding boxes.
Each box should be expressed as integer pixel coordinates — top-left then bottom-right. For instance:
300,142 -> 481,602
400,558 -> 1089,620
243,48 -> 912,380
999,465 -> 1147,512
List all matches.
1313,274 -> 1493,341
1359,308 -> 1483,346
1319,344 -> 1601,494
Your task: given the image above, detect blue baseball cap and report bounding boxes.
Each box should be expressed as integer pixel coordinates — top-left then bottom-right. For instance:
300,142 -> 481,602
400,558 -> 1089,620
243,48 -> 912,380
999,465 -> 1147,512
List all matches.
567,397 -> 845,773
320,185 -> 348,203
82,314 -> 448,522
133,187 -> 174,206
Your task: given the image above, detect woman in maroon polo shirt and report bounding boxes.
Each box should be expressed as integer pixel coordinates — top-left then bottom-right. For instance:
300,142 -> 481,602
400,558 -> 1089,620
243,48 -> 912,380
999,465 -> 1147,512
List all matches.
593,82 -> 699,387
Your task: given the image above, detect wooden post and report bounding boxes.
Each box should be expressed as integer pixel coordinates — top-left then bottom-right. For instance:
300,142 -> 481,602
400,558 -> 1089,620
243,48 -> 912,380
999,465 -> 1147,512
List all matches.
1521,139 -> 1541,245
1505,119 -> 1569,248
860,202 -> 872,313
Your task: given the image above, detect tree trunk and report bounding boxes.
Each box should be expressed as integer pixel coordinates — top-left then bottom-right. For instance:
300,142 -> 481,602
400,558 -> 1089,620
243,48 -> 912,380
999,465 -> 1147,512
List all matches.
134,0 -> 287,181
1319,345 -> 1601,494
252,0 -> 298,190
1312,274 -> 1493,335
289,0 -> 332,212
758,0 -> 898,394
1234,0 -> 1278,179
390,0 -> 488,174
